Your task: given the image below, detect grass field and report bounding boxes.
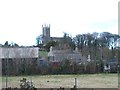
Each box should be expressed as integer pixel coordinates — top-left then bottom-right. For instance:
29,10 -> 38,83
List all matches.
39,50 -> 48,58
1,74 -> 118,88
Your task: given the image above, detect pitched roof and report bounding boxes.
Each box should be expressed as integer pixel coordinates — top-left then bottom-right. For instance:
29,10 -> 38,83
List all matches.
0,47 -> 39,59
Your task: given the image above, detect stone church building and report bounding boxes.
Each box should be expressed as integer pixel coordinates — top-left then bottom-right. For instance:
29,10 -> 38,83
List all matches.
42,24 -> 63,45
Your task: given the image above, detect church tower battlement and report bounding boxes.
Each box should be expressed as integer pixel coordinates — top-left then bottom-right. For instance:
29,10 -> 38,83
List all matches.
42,24 -> 51,44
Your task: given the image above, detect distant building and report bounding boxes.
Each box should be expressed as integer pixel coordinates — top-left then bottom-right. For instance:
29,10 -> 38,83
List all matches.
104,59 -> 118,73
48,46 -> 88,64
42,24 -> 63,45
0,47 -> 39,75
0,47 -> 39,59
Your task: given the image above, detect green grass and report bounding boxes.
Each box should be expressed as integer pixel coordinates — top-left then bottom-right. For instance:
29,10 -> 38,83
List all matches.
1,74 -> 118,88
39,50 -> 48,58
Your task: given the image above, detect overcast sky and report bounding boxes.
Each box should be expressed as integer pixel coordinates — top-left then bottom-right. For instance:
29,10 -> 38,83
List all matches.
0,0 -> 119,46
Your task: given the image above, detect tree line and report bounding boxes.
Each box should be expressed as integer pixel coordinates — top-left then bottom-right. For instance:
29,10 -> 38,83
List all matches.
37,32 -> 120,61
1,32 -> 120,75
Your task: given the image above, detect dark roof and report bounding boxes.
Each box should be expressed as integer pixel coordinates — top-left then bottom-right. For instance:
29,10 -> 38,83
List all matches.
51,37 -> 63,41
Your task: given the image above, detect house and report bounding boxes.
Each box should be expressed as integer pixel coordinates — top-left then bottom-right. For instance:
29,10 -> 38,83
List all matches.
104,60 -> 118,73
0,47 -> 39,75
0,47 -> 39,59
48,46 -> 88,64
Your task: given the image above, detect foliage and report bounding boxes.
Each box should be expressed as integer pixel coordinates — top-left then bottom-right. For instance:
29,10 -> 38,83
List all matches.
36,35 -> 42,46
3,41 -> 19,47
45,41 -> 58,51
20,78 -> 34,89
4,41 -> 9,46
73,32 -> 120,61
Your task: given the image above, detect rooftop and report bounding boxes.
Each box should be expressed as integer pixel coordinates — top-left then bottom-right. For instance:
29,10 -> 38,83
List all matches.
0,47 -> 39,59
